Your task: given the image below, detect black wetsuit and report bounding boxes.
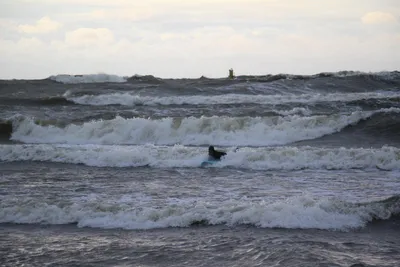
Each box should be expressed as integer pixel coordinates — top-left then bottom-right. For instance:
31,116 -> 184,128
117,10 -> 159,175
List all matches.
208,146 -> 227,160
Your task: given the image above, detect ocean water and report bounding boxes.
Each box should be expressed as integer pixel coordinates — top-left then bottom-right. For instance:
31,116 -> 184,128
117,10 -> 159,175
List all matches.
0,71 -> 400,267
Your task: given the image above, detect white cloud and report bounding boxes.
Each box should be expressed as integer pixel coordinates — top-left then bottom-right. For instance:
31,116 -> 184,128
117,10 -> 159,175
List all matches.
0,19 -> 16,30
1,0 -> 399,79
64,28 -> 115,47
0,37 -> 45,52
361,12 -> 398,25
81,8 -> 156,21
18,16 -> 61,34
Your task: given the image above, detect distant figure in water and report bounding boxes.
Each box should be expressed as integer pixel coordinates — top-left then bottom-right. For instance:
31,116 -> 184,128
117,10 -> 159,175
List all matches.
208,146 -> 227,161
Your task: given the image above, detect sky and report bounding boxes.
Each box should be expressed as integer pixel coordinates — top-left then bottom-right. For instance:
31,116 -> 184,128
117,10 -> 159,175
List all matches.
0,0 -> 399,79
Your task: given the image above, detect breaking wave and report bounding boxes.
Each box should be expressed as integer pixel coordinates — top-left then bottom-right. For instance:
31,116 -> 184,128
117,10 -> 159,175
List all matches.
49,74 -> 127,84
1,144 -> 399,170
0,194 -> 398,231
237,70 -> 400,82
7,108 -> 400,146
2,71 -> 399,89
39,71 -> 400,85
64,91 -> 400,106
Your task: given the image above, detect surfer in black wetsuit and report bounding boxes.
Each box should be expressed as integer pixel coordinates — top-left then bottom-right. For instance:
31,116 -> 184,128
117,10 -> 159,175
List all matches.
208,146 -> 227,160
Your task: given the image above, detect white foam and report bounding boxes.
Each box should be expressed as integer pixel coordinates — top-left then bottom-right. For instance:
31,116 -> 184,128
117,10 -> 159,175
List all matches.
0,194 -> 396,231
11,109 -> 395,146
317,71 -> 400,79
1,144 -> 399,170
276,107 -> 312,116
64,91 -> 400,106
49,74 -> 127,84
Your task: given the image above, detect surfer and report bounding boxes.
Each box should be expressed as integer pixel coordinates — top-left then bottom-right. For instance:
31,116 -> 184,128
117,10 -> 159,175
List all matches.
208,146 -> 227,161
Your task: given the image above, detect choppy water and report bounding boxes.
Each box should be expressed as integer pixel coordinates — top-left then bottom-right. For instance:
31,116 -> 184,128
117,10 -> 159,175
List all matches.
1,71 -> 400,267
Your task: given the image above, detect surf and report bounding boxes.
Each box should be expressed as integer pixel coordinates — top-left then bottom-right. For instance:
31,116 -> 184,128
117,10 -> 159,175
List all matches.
64,91 -> 400,107
9,109 -> 400,146
1,193 -> 398,231
1,144 -> 400,170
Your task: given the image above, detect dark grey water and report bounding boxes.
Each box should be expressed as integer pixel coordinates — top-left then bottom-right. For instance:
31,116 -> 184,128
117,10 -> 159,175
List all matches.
1,71 -> 400,266
2,222 -> 399,267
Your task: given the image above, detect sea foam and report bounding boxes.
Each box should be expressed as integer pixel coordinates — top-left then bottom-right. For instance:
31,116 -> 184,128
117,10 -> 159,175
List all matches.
64,91 -> 400,106
1,144 -> 399,170
10,109 -> 392,146
0,194 -> 398,231
49,74 -> 127,84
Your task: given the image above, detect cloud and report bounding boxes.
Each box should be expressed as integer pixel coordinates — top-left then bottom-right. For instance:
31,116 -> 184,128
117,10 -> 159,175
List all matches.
361,11 -> 398,25
0,37 -> 45,51
1,0 -> 400,79
64,28 -> 115,47
18,16 -> 61,34
73,7 -> 156,22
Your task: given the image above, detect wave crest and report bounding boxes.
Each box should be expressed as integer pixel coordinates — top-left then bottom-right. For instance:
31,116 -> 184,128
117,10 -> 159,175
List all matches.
1,144 -> 400,170
1,194 -> 398,231
8,110 -> 381,145
64,91 -> 400,106
49,74 -> 127,84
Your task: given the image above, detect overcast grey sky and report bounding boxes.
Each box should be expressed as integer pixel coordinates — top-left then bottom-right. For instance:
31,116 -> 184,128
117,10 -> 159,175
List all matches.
1,0 -> 399,79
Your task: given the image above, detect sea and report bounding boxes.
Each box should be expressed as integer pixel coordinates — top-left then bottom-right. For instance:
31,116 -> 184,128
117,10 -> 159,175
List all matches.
0,71 -> 400,267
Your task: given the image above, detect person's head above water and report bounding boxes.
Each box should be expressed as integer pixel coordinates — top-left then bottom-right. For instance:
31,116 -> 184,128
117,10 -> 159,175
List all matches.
208,145 -> 226,160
